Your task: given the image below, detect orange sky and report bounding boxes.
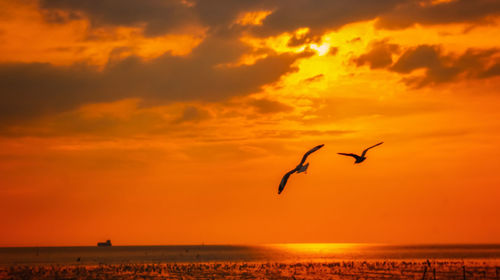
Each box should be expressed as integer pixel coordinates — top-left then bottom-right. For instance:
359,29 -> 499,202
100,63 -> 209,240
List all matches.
0,0 -> 499,246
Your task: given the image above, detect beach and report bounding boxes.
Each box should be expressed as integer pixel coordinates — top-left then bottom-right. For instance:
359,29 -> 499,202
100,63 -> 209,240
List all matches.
2,260 -> 500,280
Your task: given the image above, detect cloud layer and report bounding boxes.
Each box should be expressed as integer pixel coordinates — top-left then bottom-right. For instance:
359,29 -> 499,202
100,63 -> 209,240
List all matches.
0,34 -> 312,122
40,0 -> 500,36
1,0 -> 499,130
355,41 -> 500,88
376,0 -> 500,29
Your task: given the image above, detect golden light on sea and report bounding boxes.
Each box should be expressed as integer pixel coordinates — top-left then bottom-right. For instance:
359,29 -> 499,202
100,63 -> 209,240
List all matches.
269,243 -> 364,254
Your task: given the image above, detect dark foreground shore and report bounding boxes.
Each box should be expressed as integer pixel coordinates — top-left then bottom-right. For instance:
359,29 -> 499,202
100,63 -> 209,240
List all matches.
1,260 -> 499,280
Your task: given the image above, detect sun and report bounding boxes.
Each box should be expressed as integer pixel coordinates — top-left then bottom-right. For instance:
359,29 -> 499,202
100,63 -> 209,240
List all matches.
310,43 -> 331,56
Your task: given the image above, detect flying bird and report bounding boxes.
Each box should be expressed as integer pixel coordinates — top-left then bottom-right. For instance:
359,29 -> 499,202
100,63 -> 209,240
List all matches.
338,142 -> 383,164
278,144 -> 324,194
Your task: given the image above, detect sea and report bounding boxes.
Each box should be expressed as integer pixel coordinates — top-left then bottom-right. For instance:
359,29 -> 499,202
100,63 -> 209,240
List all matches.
1,244 -> 499,265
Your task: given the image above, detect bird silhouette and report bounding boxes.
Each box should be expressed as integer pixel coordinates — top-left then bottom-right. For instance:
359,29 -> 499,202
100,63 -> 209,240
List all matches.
338,142 -> 383,164
278,144 -> 324,194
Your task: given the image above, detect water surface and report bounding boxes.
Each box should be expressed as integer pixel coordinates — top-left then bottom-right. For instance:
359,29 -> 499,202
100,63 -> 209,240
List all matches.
1,244 -> 499,265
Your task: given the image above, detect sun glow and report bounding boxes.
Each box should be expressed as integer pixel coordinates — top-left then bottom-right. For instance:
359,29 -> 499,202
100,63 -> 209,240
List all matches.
310,43 -> 331,56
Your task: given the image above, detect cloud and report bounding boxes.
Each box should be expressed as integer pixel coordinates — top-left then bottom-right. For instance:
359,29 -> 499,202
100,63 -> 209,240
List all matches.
286,31 -> 320,47
328,47 -> 339,56
173,106 -> 211,123
376,0 -> 500,29
254,0 -> 406,36
39,0 -> 198,36
0,62 -> 100,121
391,45 -> 500,87
298,96 -> 442,125
303,74 -> 325,83
4,1 -> 499,136
38,0 -> 500,41
354,41 -> 500,88
479,62 -> 500,78
39,0 -> 408,37
353,39 -> 400,69
193,0 -> 409,38
0,34 -> 312,124
248,98 -> 293,114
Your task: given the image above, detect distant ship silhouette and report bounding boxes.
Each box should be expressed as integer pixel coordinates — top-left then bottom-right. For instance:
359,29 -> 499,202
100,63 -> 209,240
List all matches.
97,240 -> 112,247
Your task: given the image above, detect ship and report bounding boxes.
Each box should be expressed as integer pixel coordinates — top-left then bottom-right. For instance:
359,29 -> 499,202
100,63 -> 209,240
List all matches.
97,240 -> 112,247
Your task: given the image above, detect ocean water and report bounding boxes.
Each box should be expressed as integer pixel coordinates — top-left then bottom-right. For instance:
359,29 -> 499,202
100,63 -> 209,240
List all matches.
1,244 -> 499,265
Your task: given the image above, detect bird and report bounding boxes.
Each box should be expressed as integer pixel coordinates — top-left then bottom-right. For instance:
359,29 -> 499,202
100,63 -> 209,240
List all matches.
278,144 -> 324,194
338,142 -> 383,164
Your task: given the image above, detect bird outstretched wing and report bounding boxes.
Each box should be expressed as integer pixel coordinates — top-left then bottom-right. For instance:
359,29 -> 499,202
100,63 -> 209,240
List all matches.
361,142 -> 384,157
278,144 -> 324,194
337,153 -> 359,159
278,169 -> 297,194
298,144 -> 324,166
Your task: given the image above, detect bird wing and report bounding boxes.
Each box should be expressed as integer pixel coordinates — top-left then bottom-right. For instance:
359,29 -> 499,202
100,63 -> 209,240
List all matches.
337,153 -> 360,159
278,169 -> 297,194
298,144 -> 324,166
361,142 -> 384,157
278,144 -> 324,195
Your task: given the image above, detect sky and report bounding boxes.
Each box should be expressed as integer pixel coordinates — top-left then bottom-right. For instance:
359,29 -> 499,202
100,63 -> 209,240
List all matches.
0,0 -> 499,247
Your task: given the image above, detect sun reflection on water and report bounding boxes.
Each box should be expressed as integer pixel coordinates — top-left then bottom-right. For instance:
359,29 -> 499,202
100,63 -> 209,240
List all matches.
268,243 -> 367,255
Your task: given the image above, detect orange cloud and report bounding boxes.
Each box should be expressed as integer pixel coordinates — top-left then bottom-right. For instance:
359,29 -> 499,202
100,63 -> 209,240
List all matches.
234,10 -> 273,26
0,1 -> 205,66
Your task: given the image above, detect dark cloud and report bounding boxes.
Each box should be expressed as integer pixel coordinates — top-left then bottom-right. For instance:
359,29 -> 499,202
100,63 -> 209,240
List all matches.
248,98 -> 293,114
354,41 -> 500,88
0,34 -> 312,124
376,0 -> 500,29
173,106 -> 211,123
39,0 -> 409,37
0,107 -> 168,138
205,0 -> 408,39
354,40 -> 400,69
391,45 -> 500,88
38,0 -> 500,40
192,0 -> 265,29
249,0 -> 407,37
328,47 -> 339,56
0,62 -> 100,121
39,0 -> 197,36
287,32 -> 320,47
349,37 -> 362,43
391,45 -> 443,73
303,74 -> 325,83
479,62 -> 500,78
